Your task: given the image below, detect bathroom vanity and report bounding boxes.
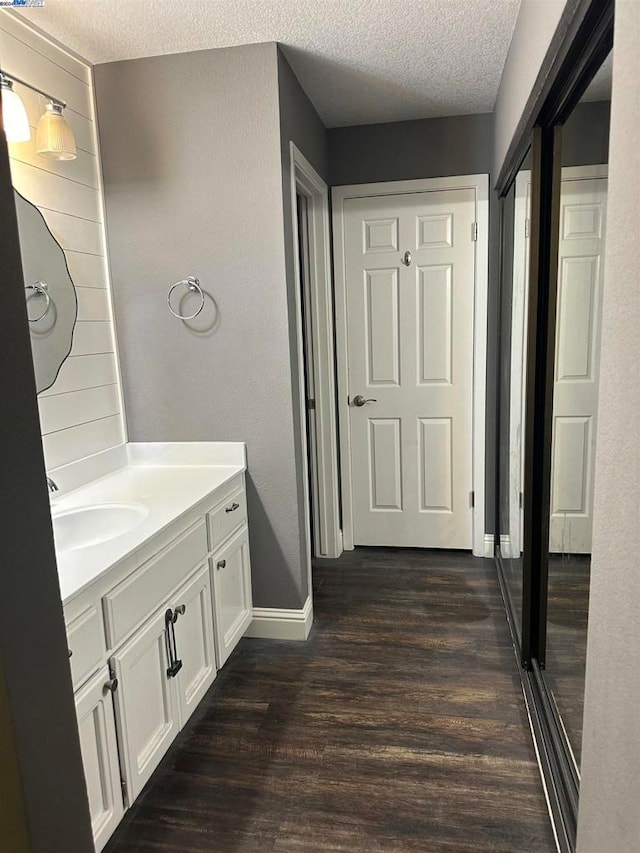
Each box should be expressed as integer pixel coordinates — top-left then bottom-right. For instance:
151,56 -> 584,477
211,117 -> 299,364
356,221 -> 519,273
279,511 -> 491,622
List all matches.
52,442 -> 252,851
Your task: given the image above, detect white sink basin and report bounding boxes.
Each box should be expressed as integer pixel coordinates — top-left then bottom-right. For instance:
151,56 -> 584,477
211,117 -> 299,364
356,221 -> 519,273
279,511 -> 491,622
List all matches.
52,503 -> 149,552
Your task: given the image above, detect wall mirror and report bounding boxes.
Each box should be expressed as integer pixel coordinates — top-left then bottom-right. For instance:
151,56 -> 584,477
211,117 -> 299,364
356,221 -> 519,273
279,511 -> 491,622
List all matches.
14,189 -> 78,393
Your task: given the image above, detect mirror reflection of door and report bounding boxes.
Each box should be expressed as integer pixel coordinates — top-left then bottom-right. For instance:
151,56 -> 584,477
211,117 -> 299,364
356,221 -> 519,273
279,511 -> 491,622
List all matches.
550,170 -> 608,554
545,53 -> 612,772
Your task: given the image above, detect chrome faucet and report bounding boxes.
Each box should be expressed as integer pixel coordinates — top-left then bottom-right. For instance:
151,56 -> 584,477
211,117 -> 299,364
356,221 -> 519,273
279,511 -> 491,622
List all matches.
46,476 -> 59,493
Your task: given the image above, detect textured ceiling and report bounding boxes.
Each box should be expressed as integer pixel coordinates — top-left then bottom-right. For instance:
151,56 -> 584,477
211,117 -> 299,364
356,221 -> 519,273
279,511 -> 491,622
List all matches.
17,0 -> 522,127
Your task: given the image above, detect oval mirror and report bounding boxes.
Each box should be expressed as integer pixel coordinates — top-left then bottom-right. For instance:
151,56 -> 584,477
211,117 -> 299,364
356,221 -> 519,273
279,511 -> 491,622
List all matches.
14,189 -> 78,393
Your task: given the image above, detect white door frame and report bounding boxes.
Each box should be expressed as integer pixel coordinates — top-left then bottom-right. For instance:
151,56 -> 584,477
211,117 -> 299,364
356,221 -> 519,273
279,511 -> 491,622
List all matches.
510,164 -> 608,558
289,143 -> 342,567
332,175 -> 489,557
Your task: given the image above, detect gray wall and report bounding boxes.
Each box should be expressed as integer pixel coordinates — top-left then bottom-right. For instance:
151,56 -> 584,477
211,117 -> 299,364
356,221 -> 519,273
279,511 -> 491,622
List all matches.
95,43 -> 308,610
327,113 -> 499,533
0,110 -> 93,850
276,48 -> 328,575
577,1 -> 640,848
328,113 -> 492,186
563,100 -> 611,166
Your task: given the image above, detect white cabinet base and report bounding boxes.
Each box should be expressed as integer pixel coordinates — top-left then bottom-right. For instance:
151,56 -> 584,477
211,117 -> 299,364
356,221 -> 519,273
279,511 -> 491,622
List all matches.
211,526 -> 253,667
75,667 -> 124,852
111,608 -> 180,804
173,563 -> 217,723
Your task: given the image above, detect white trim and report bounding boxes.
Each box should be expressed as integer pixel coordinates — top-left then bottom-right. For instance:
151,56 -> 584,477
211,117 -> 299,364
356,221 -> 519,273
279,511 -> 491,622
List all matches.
90,65 -> 128,447
331,175 -> 489,556
484,533 -> 495,558
245,596 -> 313,641
289,143 -> 342,573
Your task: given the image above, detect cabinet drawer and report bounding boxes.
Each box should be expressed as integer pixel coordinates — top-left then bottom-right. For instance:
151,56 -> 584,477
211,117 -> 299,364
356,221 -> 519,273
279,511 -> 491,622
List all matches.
103,519 -> 207,650
66,605 -> 105,690
207,486 -> 247,550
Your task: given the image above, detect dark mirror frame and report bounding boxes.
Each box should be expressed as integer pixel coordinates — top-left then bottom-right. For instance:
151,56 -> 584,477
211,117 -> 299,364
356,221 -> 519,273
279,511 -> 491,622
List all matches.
493,0 -> 615,849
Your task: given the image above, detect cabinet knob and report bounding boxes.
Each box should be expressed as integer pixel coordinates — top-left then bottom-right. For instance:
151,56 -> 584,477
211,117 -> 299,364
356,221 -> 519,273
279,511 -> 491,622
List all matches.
68,648 -> 73,658
225,502 -> 240,513
217,559 -> 226,570
104,677 -> 118,694
174,604 -> 186,616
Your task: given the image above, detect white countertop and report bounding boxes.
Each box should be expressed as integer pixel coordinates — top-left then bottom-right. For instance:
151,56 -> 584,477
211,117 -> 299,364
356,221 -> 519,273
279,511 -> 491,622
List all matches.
51,442 -> 246,605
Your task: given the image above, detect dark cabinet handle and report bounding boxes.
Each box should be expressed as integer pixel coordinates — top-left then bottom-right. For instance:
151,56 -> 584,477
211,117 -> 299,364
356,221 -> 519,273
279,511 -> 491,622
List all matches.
225,502 -> 240,513
164,609 -> 183,678
174,604 -> 186,616
217,559 -> 226,570
104,677 -> 118,694
68,648 -> 73,658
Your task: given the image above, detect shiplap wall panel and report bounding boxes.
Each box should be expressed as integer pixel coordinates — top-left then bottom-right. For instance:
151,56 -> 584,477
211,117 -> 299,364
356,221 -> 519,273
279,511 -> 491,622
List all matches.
10,159 -> 102,222
38,209 -> 104,255
10,134 -> 98,187
0,12 -> 90,84
0,25 -> 92,117
65,252 -> 109,289
1,12 -> 126,469
39,354 -> 118,398
71,322 -> 115,356
43,416 -> 124,470
76,287 -> 111,321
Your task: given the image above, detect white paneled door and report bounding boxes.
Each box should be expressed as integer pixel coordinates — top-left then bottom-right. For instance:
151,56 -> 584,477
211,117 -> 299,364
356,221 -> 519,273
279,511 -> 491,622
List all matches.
344,188 -> 476,548
550,175 -> 607,554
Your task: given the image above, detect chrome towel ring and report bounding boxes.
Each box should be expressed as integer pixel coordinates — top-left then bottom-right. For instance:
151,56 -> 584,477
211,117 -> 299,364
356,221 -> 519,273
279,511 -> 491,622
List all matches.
25,281 -> 51,323
167,276 -> 205,320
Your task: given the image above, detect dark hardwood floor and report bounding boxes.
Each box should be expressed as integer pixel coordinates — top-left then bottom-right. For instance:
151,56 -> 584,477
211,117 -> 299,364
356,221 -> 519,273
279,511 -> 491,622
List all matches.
545,553 -> 591,767
106,548 -> 555,852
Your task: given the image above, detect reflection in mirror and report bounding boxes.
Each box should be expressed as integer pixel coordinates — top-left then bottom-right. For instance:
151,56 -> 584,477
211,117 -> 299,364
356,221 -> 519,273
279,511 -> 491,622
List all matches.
14,189 -> 78,393
544,50 -> 612,770
498,146 -> 531,638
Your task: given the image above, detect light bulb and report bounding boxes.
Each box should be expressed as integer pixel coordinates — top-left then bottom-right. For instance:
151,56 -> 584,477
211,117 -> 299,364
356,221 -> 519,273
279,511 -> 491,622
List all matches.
0,76 -> 31,143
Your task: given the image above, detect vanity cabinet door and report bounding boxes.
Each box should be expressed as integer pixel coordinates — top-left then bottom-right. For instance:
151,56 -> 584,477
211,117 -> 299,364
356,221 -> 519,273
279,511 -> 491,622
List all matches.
75,667 -> 124,852
211,525 -> 253,667
110,608 -> 180,803
172,563 -> 216,725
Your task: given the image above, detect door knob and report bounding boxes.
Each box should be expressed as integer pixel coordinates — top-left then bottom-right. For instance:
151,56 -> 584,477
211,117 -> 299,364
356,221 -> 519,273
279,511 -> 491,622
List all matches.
352,395 -> 377,407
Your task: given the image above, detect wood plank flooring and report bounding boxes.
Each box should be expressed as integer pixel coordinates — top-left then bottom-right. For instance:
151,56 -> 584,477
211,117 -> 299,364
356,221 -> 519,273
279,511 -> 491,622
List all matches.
105,549 -> 555,852
545,553 -> 590,766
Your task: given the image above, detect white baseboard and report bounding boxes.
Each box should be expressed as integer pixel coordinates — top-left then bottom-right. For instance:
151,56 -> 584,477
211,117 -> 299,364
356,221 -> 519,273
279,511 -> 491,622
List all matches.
245,595 -> 313,641
484,533 -> 495,558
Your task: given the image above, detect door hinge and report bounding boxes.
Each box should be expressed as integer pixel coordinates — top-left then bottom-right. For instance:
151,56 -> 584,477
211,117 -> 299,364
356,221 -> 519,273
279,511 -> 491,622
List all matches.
120,779 -> 127,801
471,222 -> 478,241
307,398 -> 316,410
470,490 -> 475,508
525,218 -> 530,238
519,491 -> 524,509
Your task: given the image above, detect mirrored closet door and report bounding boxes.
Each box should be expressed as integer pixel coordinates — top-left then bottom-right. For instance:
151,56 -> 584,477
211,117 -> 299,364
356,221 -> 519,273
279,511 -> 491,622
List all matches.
493,1 -> 614,846
543,51 -> 612,772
